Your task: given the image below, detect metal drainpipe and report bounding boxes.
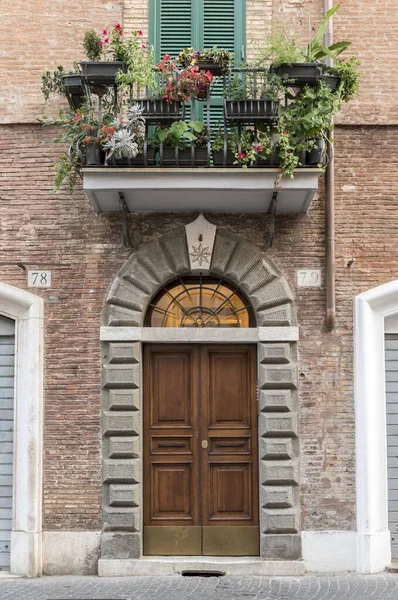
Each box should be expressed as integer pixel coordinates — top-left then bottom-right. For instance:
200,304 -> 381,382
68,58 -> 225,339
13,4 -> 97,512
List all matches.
324,0 -> 336,330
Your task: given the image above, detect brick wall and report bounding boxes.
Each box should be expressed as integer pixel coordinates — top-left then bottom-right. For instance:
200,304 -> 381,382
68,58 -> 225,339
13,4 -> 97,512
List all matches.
1,0 -> 397,124
1,123 -> 398,530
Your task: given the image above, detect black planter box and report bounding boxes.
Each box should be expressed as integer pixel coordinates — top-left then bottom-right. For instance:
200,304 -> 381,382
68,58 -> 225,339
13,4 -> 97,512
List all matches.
80,61 -> 127,86
134,99 -> 184,122
85,143 -> 104,166
323,74 -> 340,92
224,99 -> 279,123
62,74 -> 86,110
196,60 -> 224,77
271,63 -> 321,86
212,150 -> 236,166
106,148 -> 156,166
160,147 -> 208,166
307,139 -> 327,166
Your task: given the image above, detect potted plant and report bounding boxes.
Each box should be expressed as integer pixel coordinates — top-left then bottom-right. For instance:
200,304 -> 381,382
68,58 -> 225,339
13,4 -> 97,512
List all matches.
232,130 -> 272,168
41,64 -> 87,110
80,24 -> 128,87
103,104 -> 155,166
177,46 -> 234,76
155,120 -> 210,166
39,106 -> 109,192
224,70 -> 281,122
262,6 -> 351,86
320,55 -> 360,100
134,54 -> 185,121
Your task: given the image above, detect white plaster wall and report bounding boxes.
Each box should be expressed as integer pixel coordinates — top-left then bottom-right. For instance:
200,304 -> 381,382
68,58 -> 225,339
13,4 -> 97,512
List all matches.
42,532 -> 101,575
302,531 -> 357,572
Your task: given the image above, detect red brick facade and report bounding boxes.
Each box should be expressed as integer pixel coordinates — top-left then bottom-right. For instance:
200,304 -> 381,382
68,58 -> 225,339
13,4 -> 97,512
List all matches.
0,0 -> 397,551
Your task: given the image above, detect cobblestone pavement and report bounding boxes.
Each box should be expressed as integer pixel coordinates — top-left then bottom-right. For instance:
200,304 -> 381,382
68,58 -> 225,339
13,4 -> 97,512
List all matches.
1,574 -> 398,600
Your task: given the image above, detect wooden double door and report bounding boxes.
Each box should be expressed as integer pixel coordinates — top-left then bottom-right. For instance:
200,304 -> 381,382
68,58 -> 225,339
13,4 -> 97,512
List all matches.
144,344 -> 259,556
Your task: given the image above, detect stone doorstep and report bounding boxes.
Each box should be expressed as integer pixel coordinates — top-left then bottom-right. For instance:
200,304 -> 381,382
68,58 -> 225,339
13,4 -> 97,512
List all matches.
386,563 -> 398,573
98,557 -> 305,577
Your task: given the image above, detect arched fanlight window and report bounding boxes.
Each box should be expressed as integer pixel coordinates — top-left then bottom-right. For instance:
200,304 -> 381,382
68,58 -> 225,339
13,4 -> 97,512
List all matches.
145,277 -> 254,328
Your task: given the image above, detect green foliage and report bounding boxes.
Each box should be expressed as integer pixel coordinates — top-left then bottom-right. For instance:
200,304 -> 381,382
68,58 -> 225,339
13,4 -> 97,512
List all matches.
83,29 -> 102,61
225,71 -> 288,101
282,81 -> 335,143
41,63 -> 81,100
199,46 -> 234,71
115,30 -> 156,94
155,120 -> 209,149
255,4 -> 352,67
333,56 -> 360,102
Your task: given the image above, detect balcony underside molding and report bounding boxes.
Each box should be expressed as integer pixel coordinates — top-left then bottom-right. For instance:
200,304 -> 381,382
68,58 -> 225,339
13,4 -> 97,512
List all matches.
82,168 -> 321,214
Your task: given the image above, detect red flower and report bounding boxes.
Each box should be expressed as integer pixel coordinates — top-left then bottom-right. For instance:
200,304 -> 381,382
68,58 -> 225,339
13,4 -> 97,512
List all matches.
104,37 -> 110,44
115,24 -> 122,31
102,29 -> 108,36
73,113 -> 81,122
137,29 -> 143,36
142,44 -> 146,48
98,41 -> 103,47
84,136 -> 92,144
163,53 -> 171,60
253,144 -> 263,152
237,152 -> 246,159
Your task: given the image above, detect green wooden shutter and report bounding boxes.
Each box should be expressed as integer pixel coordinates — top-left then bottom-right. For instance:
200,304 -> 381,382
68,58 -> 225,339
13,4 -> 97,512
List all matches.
149,0 -> 246,126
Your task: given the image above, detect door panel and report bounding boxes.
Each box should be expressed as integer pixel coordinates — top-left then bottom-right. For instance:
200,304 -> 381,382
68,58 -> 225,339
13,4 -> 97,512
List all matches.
144,343 -> 258,556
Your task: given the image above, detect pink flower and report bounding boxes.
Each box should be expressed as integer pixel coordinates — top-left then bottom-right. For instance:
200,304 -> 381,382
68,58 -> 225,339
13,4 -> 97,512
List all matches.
104,37 -> 110,44
102,29 -> 108,36
253,144 -> 263,152
98,41 -> 103,47
115,24 -> 122,31
163,53 -> 171,60
142,44 -> 146,48
137,29 -> 143,36
237,152 -> 246,159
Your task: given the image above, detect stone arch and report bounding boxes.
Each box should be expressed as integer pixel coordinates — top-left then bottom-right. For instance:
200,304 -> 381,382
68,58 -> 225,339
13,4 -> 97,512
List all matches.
99,223 -> 300,570
102,226 -> 296,327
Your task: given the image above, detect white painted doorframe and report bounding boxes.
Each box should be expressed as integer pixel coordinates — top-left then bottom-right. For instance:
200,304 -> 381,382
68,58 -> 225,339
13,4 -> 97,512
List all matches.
0,282 -> 44,577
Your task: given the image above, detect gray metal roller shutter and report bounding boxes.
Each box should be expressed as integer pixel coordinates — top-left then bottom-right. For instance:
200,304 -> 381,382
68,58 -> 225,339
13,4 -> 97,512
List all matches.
0,317 -> 14,570
385,333 -> 398,560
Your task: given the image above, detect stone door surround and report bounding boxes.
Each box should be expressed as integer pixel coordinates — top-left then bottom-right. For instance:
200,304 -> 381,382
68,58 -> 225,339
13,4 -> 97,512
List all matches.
100,219 -> 300,563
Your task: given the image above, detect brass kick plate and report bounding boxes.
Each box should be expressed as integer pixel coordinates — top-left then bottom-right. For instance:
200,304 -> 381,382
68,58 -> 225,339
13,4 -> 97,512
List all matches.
144,526 -> 201,555
202,526 -> 259,556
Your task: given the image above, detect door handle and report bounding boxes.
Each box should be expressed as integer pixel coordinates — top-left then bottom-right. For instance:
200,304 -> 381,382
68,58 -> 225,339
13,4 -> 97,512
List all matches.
201,440 -> 208,449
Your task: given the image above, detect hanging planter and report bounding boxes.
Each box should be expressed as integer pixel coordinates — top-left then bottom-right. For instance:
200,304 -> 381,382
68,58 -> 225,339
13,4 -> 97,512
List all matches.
322,73 -> 340,92
62,74 -> 86,110
135,99 -> 184,122
195,60 -> 224,77
224,99 -> 280,123
160,147 -> 208,167
271,63 -> 321,87
80,61 -> 127,87
106,148 -> 156,166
